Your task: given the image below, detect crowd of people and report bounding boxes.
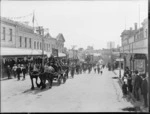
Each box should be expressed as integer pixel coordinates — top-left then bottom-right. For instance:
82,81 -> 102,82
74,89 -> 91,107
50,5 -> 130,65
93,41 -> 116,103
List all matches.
121,67 -> 148,108
2,55 -> 107,81
1,57 -> 47,80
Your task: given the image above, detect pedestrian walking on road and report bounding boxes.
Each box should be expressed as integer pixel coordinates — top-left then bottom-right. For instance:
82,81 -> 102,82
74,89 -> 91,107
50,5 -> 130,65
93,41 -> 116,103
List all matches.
133,70 -> 142,101
12,64 -> 17,78
97,66 -> 100,74
22,64 -> 26,80
131,71 -> 136,97
141,73 -> 148,108
127,71 -> 133,99
6,65 -> 11,79
100,70 -> 103,75
16,64 -> 22,80
94,66 -> 96,73
122,80 -> 128,97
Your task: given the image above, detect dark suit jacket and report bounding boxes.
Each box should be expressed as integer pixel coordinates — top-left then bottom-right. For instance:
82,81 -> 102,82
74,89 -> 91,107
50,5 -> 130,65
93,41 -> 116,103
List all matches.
134,75 -> 142,89
16,67 -> 22,74
141,79 -> 148,95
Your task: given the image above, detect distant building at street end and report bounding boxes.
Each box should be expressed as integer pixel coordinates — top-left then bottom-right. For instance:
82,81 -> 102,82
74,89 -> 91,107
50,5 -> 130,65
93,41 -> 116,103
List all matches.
107,41 -> 115,49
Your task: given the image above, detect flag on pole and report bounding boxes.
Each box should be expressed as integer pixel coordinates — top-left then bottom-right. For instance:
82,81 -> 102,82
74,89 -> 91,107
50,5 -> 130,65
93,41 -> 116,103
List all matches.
32,11 -> 35,32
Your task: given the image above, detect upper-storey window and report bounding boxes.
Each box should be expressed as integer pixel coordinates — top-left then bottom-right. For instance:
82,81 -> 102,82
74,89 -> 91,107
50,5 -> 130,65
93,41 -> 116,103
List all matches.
47,44 -> 48,51
2,27 -> 5,40
20,36 -> 22,47
29,38 -> 32,48
25,37 -> 27,48
9,29 -> 12,41
37,42 -> 39,49
34,41 -> 36,49
40,42 -> 42,50
145,29 -> 148,39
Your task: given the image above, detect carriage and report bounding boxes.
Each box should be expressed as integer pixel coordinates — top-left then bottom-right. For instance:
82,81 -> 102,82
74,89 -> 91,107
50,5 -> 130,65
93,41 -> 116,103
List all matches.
29,56 -> 69,90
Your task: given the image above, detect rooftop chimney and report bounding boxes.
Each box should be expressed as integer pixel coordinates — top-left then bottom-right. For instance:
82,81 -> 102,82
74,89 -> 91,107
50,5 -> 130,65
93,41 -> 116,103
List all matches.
134,23 -> 137,30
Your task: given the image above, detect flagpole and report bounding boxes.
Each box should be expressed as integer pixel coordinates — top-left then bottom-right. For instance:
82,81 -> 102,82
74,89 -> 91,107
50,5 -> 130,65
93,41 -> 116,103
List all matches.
32,10 -> 35,32
138,4 -> 140,29
125,16 -> 126,30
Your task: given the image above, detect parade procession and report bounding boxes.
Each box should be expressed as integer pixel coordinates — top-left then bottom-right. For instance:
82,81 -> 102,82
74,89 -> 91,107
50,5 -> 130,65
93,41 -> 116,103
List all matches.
0,0 -> 149,113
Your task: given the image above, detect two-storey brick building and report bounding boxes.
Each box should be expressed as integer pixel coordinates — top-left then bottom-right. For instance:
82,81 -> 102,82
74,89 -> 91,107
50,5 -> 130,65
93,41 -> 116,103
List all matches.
120,18 -> 148,73
0,17 -> 66,78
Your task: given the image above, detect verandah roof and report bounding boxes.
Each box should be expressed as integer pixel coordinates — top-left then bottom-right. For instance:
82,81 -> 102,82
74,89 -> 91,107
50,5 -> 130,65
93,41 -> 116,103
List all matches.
1,47 -> 46,56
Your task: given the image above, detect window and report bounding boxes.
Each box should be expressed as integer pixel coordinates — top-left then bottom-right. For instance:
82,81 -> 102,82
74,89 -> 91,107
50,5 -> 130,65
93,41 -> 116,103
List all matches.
25,37 -> 27,48
9,29 -> 12,41
49,44 -> 50,51
34,41 -> 36,49
44,43 -> 45,50
37,42 -> 39,49
145,29 -> 148,38
47,44 -> 48,51
2,27 -> 5,40
40,42 -> 42,50
20,36 -> 22,47
29,38 -> 31,48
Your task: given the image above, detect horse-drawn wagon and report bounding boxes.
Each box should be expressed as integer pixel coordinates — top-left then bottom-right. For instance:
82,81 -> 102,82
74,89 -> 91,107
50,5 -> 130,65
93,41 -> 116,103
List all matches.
29,61 -> 68,90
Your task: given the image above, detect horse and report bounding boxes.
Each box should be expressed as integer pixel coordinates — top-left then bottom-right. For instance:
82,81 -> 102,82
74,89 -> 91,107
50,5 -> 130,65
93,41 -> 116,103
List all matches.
39,63 -> 67,89
29,63 -> 54,90
39,65 -> 56,89
29,69 -> 42,90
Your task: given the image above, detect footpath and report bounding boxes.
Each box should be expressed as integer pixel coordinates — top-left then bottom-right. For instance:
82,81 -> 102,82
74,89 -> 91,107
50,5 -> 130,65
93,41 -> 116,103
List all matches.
113,69 -> 149,112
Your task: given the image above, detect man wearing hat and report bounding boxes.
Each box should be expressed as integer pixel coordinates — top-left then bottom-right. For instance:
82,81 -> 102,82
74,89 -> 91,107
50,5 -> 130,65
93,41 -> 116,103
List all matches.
22,64 -> 26,80
16,64 -> 22,80
141,73 -> 148,108
6,65 -> 11,79
134,70 -> 142,101
12,64 -> 17,78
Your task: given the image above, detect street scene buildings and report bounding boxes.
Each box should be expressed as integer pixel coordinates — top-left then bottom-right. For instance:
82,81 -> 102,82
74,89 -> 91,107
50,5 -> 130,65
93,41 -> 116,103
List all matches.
0,0 -> 149,113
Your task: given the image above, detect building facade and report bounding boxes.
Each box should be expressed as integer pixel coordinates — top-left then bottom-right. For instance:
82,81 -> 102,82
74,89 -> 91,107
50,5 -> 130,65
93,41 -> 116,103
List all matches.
1,17 -> 65,57
120,18 -> 148,73
1,17 -> 66,78
107,41 -> 115,49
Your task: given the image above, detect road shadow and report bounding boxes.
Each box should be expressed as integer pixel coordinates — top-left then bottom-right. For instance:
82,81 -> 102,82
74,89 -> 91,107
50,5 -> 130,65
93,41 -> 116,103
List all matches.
121,106 -> 140,112
22,81 -> 62,95
112,76 -> 118,79
116,78 -> 142,112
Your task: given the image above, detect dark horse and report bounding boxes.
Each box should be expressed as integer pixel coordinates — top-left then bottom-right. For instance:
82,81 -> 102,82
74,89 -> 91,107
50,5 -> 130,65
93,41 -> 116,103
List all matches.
29,64 -> 54,90
29,61 -> 68,90
29,70 -> 41,90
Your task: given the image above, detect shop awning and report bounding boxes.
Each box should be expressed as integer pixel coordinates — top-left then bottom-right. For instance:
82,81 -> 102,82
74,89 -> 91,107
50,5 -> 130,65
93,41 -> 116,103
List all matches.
58,53 -> 66,57
93,53 -> 101,56
1,47 -> 46,56
116,58 -> 124,61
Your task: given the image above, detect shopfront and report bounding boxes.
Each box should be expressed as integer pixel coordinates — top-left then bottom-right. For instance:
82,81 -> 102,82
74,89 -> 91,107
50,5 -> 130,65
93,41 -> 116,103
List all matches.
133,54 -> 147,74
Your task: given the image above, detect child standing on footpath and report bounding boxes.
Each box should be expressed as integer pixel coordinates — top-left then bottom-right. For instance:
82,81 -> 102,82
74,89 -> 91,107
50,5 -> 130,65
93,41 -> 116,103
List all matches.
122,78 -> 128,97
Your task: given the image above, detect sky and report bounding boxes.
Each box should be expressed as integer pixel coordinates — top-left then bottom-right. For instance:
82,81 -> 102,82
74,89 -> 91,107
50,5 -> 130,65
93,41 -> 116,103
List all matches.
1,0 -> 148,50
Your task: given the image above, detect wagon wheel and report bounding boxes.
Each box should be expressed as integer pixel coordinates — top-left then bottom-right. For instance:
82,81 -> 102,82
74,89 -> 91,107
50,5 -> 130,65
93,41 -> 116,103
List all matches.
57,75 -> 61,86
60,75 -> 64,84
62,75 -> 66,84
63,73 -> 67,84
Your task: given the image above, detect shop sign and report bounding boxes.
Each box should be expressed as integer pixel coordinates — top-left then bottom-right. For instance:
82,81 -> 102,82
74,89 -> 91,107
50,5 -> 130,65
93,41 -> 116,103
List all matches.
52,48 -> 58,57
134,54 -> 146,59
134,59 -> 145,73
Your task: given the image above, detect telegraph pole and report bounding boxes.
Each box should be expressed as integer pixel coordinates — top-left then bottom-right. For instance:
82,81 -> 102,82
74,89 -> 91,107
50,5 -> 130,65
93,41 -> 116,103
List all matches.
119,47 -> 121,78
38,26 -> 45,67
148,1 -> 150,110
